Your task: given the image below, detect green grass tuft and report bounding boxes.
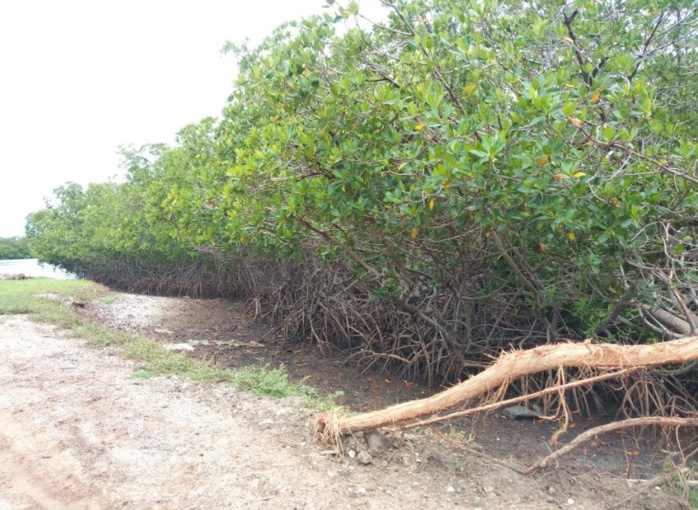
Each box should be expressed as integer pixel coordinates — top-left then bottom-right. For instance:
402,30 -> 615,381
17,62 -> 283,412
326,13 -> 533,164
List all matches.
229,365 -> 296,396
132,369 -> 156,378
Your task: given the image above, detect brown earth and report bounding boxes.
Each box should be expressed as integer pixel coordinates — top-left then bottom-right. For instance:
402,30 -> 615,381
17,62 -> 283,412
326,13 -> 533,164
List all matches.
0,293 -> 691,509
86,293 -> 690,472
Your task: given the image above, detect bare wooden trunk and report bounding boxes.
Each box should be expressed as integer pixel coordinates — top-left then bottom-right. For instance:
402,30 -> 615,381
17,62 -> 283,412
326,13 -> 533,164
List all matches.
315,336 -> 698,438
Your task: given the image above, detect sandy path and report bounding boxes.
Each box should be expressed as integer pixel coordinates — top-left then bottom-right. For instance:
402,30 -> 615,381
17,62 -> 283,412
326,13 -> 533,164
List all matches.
0,315 -> 431,510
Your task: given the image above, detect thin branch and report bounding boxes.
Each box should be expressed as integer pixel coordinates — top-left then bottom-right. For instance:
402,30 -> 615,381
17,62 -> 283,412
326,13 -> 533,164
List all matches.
525,416 -> 698,474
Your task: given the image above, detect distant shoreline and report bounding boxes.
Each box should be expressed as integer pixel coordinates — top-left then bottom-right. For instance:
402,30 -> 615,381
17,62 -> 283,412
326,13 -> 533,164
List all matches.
0,258 -> 74,280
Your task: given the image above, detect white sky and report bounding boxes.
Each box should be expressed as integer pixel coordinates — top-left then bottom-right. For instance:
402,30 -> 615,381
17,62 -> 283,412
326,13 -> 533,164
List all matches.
0,0 -> 385,237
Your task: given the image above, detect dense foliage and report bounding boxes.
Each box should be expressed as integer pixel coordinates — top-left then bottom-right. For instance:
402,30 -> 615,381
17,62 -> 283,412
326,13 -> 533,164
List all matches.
27,0 -> 698,391
0,237 -> 31,260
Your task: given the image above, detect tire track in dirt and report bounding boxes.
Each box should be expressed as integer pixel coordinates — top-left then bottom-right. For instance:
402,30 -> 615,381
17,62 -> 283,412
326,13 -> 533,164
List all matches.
0,422 -> 104,510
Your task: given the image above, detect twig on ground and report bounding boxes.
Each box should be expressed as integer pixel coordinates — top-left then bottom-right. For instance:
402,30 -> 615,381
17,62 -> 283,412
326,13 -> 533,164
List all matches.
525,417 -> 698,474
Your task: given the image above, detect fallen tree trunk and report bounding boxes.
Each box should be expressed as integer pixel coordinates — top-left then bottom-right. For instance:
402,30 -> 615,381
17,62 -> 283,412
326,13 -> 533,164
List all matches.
314,336 -> 698,441
391,367 -> 636,432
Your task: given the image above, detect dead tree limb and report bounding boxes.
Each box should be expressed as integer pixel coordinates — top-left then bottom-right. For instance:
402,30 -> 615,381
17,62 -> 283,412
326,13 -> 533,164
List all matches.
390,368 -> 637,432
314,336 -> 698,441
525,417 -> 698,474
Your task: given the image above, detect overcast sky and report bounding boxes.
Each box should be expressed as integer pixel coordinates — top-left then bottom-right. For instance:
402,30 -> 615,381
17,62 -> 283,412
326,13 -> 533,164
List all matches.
0,0 -> 385,237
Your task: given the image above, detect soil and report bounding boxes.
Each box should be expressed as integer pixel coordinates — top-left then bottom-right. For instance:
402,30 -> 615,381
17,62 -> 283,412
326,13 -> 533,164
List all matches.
0,292 -> 691,509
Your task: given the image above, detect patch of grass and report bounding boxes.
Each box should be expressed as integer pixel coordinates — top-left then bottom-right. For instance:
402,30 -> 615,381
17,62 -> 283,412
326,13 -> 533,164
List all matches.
101,295 -> 118,305
123,338 -> 225,381
0,278 -> 94,297
228,365 -> 295,396
0,278 -> 342,411
667,478 -> 698,508
0,278 -> 103,317
661,457 -> 698,508
0,278 -> 95,316
0,296 -> 34,315
675,471 -> 698,509
132,369 -> 156,378
226,366 -> 342,410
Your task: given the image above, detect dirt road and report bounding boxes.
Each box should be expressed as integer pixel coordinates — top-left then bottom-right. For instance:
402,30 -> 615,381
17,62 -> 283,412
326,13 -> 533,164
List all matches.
0,314 -> 685,509
0,315 -> 476,510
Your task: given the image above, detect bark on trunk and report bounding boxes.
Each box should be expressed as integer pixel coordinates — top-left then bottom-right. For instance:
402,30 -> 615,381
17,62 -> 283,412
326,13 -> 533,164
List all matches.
315,336 -> 698,438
